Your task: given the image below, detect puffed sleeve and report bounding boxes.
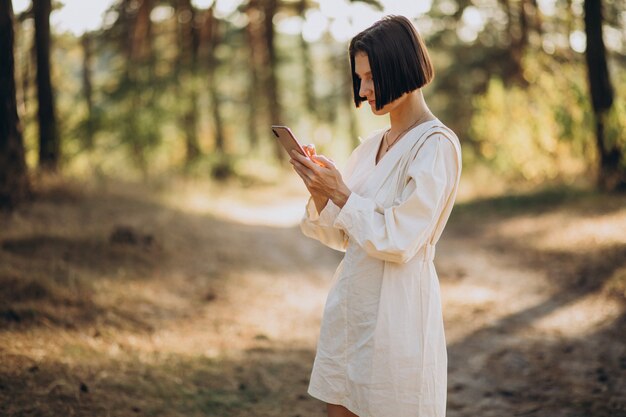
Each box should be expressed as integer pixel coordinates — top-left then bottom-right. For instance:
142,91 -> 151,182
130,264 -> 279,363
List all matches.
298,136 -> 373,252
333,135 -> 458,263
300,197 -> 348,252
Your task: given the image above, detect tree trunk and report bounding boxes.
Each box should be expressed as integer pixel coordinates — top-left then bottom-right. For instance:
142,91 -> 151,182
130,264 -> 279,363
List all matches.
81,32 -> 94,148
200,6 -> 225,154
297,0 -> 316,116
208,69 -> 225,153
529,0 -> 543,37
246,51 -> 261,150
184,89 -> 200,161
33,0 -> 59,171
245,0 -> 264,149
13,12 -> 28,118
0,0 -> 30,210
127,0 -> 154,86
262,0 -> 284,161
176,0 -> 201,164
128,0 -> 154,173
584,0 -> 623,190
130,0 -> 153,65
498,0 -> 528,84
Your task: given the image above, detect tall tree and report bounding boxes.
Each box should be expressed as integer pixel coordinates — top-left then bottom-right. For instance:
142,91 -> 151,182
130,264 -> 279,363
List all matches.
261,0 -> 284,161
245,0 -> 322,153
33,0 -> 59,171
584,0 -> 623,190
175,0 -> 201,164
244,0 -> 264,150
125,0 -> 156,172
0,0 -> 30,209
81,32 -> 94,148
198,5 -> 225,157
129,0 -> 153,68
496,0 -> 542,84
297,0 -> 316,116
14,7 -> 31,119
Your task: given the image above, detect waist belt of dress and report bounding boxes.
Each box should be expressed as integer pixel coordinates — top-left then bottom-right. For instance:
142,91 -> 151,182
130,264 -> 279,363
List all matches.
418,243 -> 436,262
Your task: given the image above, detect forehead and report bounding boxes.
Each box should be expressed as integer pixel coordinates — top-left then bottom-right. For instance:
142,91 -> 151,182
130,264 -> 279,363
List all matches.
354,52 -> 371,75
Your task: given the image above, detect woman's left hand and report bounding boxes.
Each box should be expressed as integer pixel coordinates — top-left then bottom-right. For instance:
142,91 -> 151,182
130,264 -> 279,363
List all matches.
290,150 -> 351,208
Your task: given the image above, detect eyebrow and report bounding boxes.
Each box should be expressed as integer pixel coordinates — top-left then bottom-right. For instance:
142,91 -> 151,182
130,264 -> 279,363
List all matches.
355,71 -> 372,78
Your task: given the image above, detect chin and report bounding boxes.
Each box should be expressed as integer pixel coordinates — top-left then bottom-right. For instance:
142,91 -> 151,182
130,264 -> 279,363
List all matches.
371,107 -> 389,116
368,102 -> 388,116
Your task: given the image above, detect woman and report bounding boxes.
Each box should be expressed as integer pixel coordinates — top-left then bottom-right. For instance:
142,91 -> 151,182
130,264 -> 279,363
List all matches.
290,15 -> 462,417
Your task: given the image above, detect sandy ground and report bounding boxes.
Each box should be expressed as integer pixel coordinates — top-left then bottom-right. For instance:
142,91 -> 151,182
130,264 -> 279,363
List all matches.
0,176 -> 625,417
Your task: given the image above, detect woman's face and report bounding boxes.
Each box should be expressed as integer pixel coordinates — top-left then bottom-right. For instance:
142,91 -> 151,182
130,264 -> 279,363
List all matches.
354,52 -> 406,116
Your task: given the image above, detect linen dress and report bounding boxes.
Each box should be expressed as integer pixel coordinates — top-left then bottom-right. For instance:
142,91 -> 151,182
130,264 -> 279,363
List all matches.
300,119 -> 462,417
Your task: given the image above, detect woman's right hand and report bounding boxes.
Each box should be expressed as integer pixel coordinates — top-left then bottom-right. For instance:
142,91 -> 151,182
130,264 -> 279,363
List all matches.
303,144 -> 316,159
292,144 -> 330,214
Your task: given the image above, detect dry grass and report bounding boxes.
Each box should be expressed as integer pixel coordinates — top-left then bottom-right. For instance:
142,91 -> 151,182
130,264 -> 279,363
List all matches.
0,175 -> 625,416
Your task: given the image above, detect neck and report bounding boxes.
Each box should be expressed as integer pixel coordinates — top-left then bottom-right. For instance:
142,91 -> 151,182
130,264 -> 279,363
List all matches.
388,89 -> 432,135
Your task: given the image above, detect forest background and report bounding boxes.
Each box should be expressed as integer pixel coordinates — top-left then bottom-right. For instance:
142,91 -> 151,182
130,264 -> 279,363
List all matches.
1,0 -> 626,416
2,0 -> 625,193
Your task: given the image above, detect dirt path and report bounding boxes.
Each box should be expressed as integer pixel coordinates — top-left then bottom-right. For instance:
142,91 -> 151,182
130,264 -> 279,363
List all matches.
0,178 -> 625,416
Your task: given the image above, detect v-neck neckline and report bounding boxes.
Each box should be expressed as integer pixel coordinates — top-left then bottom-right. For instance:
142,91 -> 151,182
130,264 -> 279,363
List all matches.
373,119 -> 438,167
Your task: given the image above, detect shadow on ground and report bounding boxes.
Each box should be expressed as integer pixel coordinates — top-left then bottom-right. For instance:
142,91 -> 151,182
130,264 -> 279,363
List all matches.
0,345 -> 321,417
0,182 -> 339,332
1,182 -> 625,416
445,188 -> 626,417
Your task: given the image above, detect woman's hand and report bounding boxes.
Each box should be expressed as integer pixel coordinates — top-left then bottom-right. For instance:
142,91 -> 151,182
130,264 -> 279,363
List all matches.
294,145 -> 329,213
290,147 -> 351,209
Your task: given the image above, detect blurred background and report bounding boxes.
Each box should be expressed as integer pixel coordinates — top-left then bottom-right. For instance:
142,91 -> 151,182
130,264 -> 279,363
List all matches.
1,0 -> 625,416
3,0 -> 625,189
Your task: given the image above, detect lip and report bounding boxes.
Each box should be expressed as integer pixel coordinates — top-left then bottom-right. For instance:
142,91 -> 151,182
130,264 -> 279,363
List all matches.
368,99 -> 375,105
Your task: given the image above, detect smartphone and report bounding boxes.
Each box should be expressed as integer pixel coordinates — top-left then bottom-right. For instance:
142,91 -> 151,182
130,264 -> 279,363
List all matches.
271,125 -> 308,158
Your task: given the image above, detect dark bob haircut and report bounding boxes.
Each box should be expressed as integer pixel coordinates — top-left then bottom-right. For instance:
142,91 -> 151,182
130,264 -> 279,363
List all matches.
349,15 -> 434,110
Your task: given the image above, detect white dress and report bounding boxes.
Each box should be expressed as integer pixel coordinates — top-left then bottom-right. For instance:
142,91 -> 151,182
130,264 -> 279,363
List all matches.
300,119 -> 462,417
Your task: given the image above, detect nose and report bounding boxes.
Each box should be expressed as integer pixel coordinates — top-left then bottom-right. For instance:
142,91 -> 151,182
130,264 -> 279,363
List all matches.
359,78 -> 372,100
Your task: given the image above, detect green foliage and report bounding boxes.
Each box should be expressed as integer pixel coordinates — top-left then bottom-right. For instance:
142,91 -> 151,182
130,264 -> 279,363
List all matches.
10,0 -> 626,187
469,58 -> 595,184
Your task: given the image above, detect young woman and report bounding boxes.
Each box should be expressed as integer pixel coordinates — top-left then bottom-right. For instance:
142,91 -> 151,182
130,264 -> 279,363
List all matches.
290,15 -> 462,417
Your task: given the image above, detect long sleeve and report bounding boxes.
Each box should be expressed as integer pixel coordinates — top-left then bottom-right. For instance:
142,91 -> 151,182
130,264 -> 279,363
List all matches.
298,135 -> 376,252
333,135 -> 458,263
300,197 -> 348,252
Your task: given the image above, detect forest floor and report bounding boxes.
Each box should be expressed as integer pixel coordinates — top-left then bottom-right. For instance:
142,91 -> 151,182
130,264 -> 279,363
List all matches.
0,174 -> 625,417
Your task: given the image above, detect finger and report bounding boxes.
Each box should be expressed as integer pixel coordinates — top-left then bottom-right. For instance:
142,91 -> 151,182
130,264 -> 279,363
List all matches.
292,165 -> 311,185
291,149 -> 309,161
291,150 -> 320,171
291,158 -> 315,181
290,157 -> 309,172
311,155 -> 335,169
